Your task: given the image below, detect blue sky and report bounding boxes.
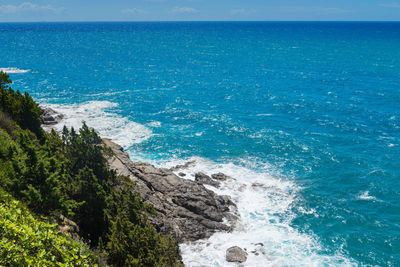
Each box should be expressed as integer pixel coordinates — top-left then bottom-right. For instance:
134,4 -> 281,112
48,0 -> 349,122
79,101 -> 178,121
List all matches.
0,0 -> 399,22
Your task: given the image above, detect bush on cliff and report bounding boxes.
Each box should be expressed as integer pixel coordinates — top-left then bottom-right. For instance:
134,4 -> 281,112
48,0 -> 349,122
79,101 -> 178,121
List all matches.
0,189 -> 96,266
0,71 -> 43,140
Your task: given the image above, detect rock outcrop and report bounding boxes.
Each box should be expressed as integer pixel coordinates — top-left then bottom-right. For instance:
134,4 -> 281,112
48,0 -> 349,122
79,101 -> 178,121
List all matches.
195,172 -> 221,188
211,172 -> 232,181
169,160 -> 196,172
226,246 -> 248,263
40,107 -> 64,125
103,138 -> 238,242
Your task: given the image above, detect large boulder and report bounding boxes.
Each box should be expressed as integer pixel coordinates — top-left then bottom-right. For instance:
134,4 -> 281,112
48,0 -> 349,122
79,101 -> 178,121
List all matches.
40,107 -> 64,125
226,246 -> 248,263
103,138 -> 239,242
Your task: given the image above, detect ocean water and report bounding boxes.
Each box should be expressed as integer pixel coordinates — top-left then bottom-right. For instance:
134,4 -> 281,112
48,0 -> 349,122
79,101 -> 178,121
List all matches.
1,22 -> 399,266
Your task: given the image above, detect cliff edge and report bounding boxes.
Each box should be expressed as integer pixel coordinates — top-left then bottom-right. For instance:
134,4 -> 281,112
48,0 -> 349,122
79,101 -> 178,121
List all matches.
103,138 -> 239,243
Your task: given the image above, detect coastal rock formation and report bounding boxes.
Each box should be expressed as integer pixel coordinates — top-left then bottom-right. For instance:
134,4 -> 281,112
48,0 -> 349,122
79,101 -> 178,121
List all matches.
211,172 -> 232,181
226,246 -> 248,263
169,160 -> 196,171
195,172 -> 221,188
103,138 -> 238,242
40,107 -> 64,125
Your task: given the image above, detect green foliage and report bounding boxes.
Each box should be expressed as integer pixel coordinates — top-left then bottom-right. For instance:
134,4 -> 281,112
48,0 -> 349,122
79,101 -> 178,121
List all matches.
0,128 -> 73,216
0,190 -> 97,266
0,71 -> 11,88
0,77 -> 182,266
0,71 -> 44,140
0,110 -> 18,138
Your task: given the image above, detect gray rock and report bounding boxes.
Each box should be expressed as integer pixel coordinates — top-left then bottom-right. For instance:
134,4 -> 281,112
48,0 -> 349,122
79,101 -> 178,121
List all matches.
40,107 -> 64,125
211,172 -> 232,181
169,160 -> 196,171
251,182 -> 265,188
195,172 -> 221,188
178,172 -> 186,177
103,138 -> 239,242
226,246 -> 248,263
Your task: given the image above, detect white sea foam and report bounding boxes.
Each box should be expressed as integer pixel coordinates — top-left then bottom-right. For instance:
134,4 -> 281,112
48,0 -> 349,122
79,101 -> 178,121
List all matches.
42,101 -> 152,148
358,191 -> 377,201
147,121 -> 162,128
146,156 -> 357,267
0,67 -> 30,74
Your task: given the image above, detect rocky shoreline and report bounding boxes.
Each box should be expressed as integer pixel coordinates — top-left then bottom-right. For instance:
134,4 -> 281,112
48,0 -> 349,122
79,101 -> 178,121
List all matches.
103,138 -> 239,242
40,106 -> 251,264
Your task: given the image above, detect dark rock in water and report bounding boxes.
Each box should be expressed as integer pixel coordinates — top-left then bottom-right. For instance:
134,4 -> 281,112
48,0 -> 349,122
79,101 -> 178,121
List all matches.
195,172 -> 221,188
226,246 -> 248,263
211,172 -> 232,181
251,182 -> 265,189
169,160 -> 196,171
103,138 -> 238,242
178,172 -> 186,177
40,107 -> 64,125
195,172 -> 210,180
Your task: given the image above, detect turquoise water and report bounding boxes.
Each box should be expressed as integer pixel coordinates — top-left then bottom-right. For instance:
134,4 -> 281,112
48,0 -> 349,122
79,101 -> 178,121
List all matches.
1,22 -> 399,266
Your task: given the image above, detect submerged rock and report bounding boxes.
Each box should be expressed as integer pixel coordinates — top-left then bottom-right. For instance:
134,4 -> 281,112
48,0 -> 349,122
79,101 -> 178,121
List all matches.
226,246 -> 248,263
251,182 -> 265,189
103,138 -> 238,242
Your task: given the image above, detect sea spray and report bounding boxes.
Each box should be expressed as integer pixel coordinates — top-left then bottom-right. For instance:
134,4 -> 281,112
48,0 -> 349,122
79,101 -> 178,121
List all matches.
0,67 -> 30,74
41,101 -> 152,148
156,157 -> 357,266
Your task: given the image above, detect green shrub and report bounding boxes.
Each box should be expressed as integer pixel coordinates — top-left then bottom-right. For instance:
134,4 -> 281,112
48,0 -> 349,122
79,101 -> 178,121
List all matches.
0,190 -> 97,266
0,71 -> 44,140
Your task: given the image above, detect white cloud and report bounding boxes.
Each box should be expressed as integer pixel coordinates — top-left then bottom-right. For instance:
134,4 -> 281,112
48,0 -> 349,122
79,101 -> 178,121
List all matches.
231,8 -> 256,15
0,2 -> 65,14
379,3 -> 400,8
171,7 -> 199,14
121,8 -> 146,14
284,6 -> 351,14
231,9 -> 245,15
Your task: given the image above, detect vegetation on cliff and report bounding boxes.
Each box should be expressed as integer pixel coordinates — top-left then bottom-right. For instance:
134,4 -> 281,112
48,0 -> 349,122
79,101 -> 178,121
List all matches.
0,189 -> 96,266
0,71 -> 182,266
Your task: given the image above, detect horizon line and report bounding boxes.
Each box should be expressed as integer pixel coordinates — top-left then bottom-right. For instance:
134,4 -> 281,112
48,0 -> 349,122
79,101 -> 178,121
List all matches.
0,20 -> 400,23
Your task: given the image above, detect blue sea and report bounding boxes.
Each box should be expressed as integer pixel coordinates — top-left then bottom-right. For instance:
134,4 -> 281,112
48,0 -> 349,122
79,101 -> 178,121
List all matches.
1,22 -> 399,266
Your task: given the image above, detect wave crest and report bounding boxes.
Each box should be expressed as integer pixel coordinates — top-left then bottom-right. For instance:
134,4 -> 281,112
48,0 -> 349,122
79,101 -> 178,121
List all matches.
0,67 -> 30,74
42,101 -> 152,148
